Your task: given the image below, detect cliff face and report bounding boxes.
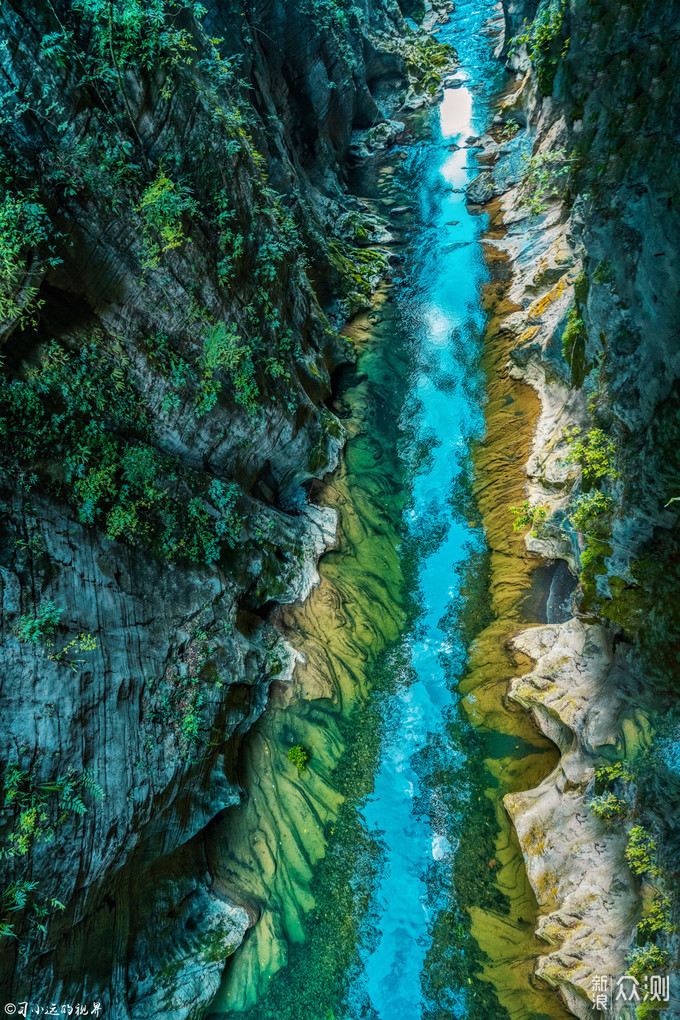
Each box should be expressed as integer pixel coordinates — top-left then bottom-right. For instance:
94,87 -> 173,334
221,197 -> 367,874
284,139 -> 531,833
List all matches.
486,0 -> 680,1014
0,1 -> 443,1014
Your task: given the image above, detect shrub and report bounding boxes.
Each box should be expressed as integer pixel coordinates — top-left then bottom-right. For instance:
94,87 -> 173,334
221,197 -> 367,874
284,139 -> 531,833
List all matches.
287,745 -> 308,772
625,826 -> 661,878
594,760 -> 633,784
563,426 -> 619,483
627,944 -> 669,982
196,322 -> 258,418
521,147 -> 579,214
510,0 -> 570,96
570,491 -> 613,533
0,337 -> 244,563
638,893 -> 676,939
588,791 -> 626,821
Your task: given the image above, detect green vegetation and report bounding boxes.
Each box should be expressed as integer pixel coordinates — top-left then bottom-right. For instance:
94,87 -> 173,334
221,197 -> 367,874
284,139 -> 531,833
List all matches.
509,500 -> 549,537
569,490 -> 612,532
509,0 -> 570,96
521,147 -> 579,215
13,602 -> 62,645
137,164 -> 196,270
287,745 -> 308,772
0,192 -> 60,330
328,241 -> 390,310
625,826 -> 661,878
196,322 -> 258,419
588,759 -> 632,822
594,760 -> 633,784
0,337 -> 244,563
562,305 -> 587,386
627,944 -> 669,982
1,761 -> 103,941
403,35 -> 457,96
638,893 -> 676,940
588,791 -> 626,821
563,426 -> 619,484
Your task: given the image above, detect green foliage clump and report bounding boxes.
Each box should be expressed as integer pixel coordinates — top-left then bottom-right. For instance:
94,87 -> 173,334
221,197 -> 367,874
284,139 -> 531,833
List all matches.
510,0 -> 570,95
0,338 -> 243,563
627,944 -> 669,982
70,0 -> 205,73
510,500 -> 549,537
638,893 -> 677,940
196,322 -> 258,418
569,490 -> 613,533
625,826 -> 661,878
521,147 -> 579,215
563,426 -> 619,484
0,193 -> 58,330
595,760 -> 633,784
287,745 -> 308,772
1,761 -> 103,941
138,164 -> 196,270
13,602 -> 62,645
588,791 -> 626,821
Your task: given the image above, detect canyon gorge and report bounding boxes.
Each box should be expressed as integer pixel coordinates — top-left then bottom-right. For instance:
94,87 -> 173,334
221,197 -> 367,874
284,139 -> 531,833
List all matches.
0,1 -> 678,1019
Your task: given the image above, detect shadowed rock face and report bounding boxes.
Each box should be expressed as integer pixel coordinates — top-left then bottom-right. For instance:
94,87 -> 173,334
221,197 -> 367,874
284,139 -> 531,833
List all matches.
0,0 -> 421,1014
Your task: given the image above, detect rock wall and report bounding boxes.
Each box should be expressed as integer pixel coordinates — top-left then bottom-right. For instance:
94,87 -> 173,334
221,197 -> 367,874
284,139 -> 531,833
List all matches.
0,1 -> 447,1015
481,0 -> 680,1015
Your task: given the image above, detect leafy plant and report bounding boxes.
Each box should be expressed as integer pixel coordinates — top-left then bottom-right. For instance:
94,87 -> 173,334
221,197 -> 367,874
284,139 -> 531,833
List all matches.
1,763 -> 103,942
196,322 -> 258,418
594,760 -> 633,784
0,337 -> 244,563
287,745 -> 308,772
509,0 -> 569,95
13,602 -> 62,645
588,791 -> 626,821
521,147 -> 579,214
563,427 -> 619,483
137,164 -> 196,269
569,491 -> 613,533
638,893 -> 676,940
625,826 -> 661,878
510,500 -> 549,536
0,193 -> 59,330
627,943 -> 669,982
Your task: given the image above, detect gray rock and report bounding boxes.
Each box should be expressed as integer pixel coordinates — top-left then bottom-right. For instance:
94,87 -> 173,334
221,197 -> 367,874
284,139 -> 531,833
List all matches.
466,170 -> 498,204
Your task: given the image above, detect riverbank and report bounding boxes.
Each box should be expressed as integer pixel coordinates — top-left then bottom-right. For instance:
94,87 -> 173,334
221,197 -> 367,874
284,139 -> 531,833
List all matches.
469,57 -> 655,1013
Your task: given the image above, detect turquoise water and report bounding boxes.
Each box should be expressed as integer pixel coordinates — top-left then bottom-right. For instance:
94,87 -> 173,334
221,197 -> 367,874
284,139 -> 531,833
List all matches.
208,5 -> 570,1019
344,5 -> 505,1017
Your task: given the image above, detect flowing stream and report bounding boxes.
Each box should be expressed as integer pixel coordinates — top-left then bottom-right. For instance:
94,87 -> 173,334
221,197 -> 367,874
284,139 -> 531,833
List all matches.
207,4 -> 575,1019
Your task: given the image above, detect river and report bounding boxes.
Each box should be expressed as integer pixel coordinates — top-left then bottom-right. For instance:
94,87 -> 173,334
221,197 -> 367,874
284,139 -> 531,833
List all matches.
207,3 -> 574,1018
